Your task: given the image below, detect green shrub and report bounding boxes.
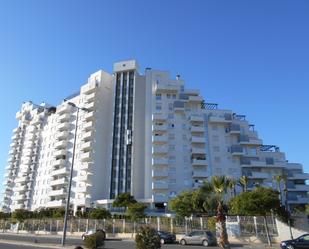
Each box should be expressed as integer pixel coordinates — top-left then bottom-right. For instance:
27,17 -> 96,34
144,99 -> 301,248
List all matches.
84,233 -> 105,249
135,226 -> 161,249
207,216 -> 216,232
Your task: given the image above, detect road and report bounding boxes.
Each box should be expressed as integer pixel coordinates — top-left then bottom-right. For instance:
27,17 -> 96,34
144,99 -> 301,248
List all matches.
0,233 -> 277,249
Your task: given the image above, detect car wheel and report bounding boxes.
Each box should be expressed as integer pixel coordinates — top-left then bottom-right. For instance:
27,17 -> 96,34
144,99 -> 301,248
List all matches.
81,235 -> 85,241
160,238 -> 165,244
202,240 -> 209,247
180,239 -> 186,246
286,245 -> 294,249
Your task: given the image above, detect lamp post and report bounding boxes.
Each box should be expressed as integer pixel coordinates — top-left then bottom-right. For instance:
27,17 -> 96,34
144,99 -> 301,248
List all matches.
61,100 -> 90,246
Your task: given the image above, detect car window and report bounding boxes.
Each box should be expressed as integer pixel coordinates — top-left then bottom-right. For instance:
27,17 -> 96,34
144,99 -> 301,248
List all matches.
190,231 -> 199,236
302,235 -> 309,241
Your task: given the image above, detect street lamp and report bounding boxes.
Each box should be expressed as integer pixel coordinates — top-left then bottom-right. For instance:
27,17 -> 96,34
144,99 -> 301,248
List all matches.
61,100 -> 90,246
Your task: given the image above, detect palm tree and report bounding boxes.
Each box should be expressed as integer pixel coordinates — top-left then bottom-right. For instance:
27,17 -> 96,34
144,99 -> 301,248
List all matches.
273,175 -> 283,205
238,175 -> 249,192
227,178 -> 237,197
201,176 -> 230,249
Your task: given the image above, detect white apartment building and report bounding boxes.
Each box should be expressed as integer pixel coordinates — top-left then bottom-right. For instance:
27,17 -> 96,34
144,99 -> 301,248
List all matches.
2,60 -> 308,213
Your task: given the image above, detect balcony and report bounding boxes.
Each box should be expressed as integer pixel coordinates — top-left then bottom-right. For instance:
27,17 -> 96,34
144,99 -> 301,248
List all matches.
50,177 -> 67,186
83,131 -> 94,141
239,135 -> 263,146
153,194 -> 168,203
208,114 -> 232,123
54,149 -> 67,158
188,96 -> 203,102
153,135 -> 168,144
16,111 -> 22,120
229,124 -> 241,134
291,173 -> 309,180
155,84 -> 178,93
153,181 -> 168,190
15,176 -> 29,183
288,197 -> 309,204
58,122 -> 70,131
46,200 -> 65,208
231,145 -> 244,156
84,102 -> 95,111
53,159 -> 66,167
241,160 -> 285,168
49,189 -> 66,197
15,204 -> 25,209
152,158 -> 168,166
249,172 -> 269,179
15,194 -> 26,201
75,185 -> 91,193
57,104 -> 71,114
51,167 -> 68,177
288,185 -> 309,192
193,170 -> 208,178
80,152 -> 93,162
152,170 -> 168,178
31,116 -> 42,125
173,101 -> 185,112
81,141 -> 93,151
153,124 -> 167,132
79,163 -> 91,170
191,136 -> 205,144
85,92 -> 96,102
189,115 -> 204,123
78,174 -> 92,182
152,113 -> 167,122
55,140 -> 67,149
81,81 -> 97,94
83,121 -> 94,131
56,131 -> 69,140
14,185 -> 27,192
191,147 -> 206,155
190,126 -> 204,133
152,146 -> 168,155
84,111 -> 95,121
192,159 -> 207,166
58,113 -> 71,122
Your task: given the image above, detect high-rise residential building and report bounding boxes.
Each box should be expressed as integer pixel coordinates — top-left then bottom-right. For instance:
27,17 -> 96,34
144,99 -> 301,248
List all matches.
2,60 -> 308,213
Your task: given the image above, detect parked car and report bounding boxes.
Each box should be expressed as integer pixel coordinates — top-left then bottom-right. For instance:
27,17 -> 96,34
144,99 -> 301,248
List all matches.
280,234 -> 309,249
179,230 -> 216,247
81,229 -> 106,241
157,230 -> 176,244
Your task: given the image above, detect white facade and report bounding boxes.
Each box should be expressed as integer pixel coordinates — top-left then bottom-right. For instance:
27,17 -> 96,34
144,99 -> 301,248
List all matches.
2,60 -> 308,212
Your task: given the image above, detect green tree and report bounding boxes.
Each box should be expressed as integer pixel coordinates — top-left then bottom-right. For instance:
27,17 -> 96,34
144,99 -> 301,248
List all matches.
169,190 -> 196,217
135,226 -> 161,249
238,175 -> 249,192
201,176 -> 230,249
113,193 -> 137,212
227,178 -> 237,197
11,209 -> 33,222
229,187 -> 281,246
89,208 -> 111,219
52,207 -> 66,218
126,202 -> 147,220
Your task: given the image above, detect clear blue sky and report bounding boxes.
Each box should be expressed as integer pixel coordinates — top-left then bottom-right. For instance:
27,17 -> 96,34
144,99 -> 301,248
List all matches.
0,0 -> 308,194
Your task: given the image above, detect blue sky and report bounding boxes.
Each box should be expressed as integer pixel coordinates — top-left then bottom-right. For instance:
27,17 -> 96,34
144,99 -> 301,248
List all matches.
0,0 -> 308,194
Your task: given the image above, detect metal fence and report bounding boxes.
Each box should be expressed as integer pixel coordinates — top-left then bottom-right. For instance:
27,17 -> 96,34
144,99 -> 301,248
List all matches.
0,216 -> 278,238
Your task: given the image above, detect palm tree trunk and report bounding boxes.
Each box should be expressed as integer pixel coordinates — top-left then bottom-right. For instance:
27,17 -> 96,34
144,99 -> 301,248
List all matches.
217,201 -> 230,249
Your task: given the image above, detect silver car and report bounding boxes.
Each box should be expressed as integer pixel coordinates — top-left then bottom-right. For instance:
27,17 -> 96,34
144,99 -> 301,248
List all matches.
179,230 -> 216,247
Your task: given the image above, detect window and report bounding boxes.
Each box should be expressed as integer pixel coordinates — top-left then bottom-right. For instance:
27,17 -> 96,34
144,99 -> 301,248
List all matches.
156,93 -> 161,100
168,113 -> 174,119
212,125 -> 218,131
168,133 -> 175,140
169,145 -> 175,151
168,123 -> 175,128
168,103 -> 173,111
167,94 -> 171,99
155,104 -> 162,111
172,94 -> 176,99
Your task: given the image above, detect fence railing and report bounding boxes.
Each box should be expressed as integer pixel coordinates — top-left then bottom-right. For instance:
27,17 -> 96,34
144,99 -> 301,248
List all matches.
0,216 -> 278,238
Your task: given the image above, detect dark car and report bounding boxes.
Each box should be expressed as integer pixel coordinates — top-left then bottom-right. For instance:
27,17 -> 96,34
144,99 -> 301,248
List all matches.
179,230 -> 216,247
157,231 -> 176,244
280,234 -> 309,249
81,229 -> 106,241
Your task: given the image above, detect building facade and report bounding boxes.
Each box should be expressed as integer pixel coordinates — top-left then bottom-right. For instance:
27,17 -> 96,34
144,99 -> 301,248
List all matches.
2,60 -> 308,213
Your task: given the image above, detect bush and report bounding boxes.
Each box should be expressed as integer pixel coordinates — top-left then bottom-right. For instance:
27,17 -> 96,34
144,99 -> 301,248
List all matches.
135,226 -> 161,249
84,233 -> 105,249
207,216 -> 216,232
